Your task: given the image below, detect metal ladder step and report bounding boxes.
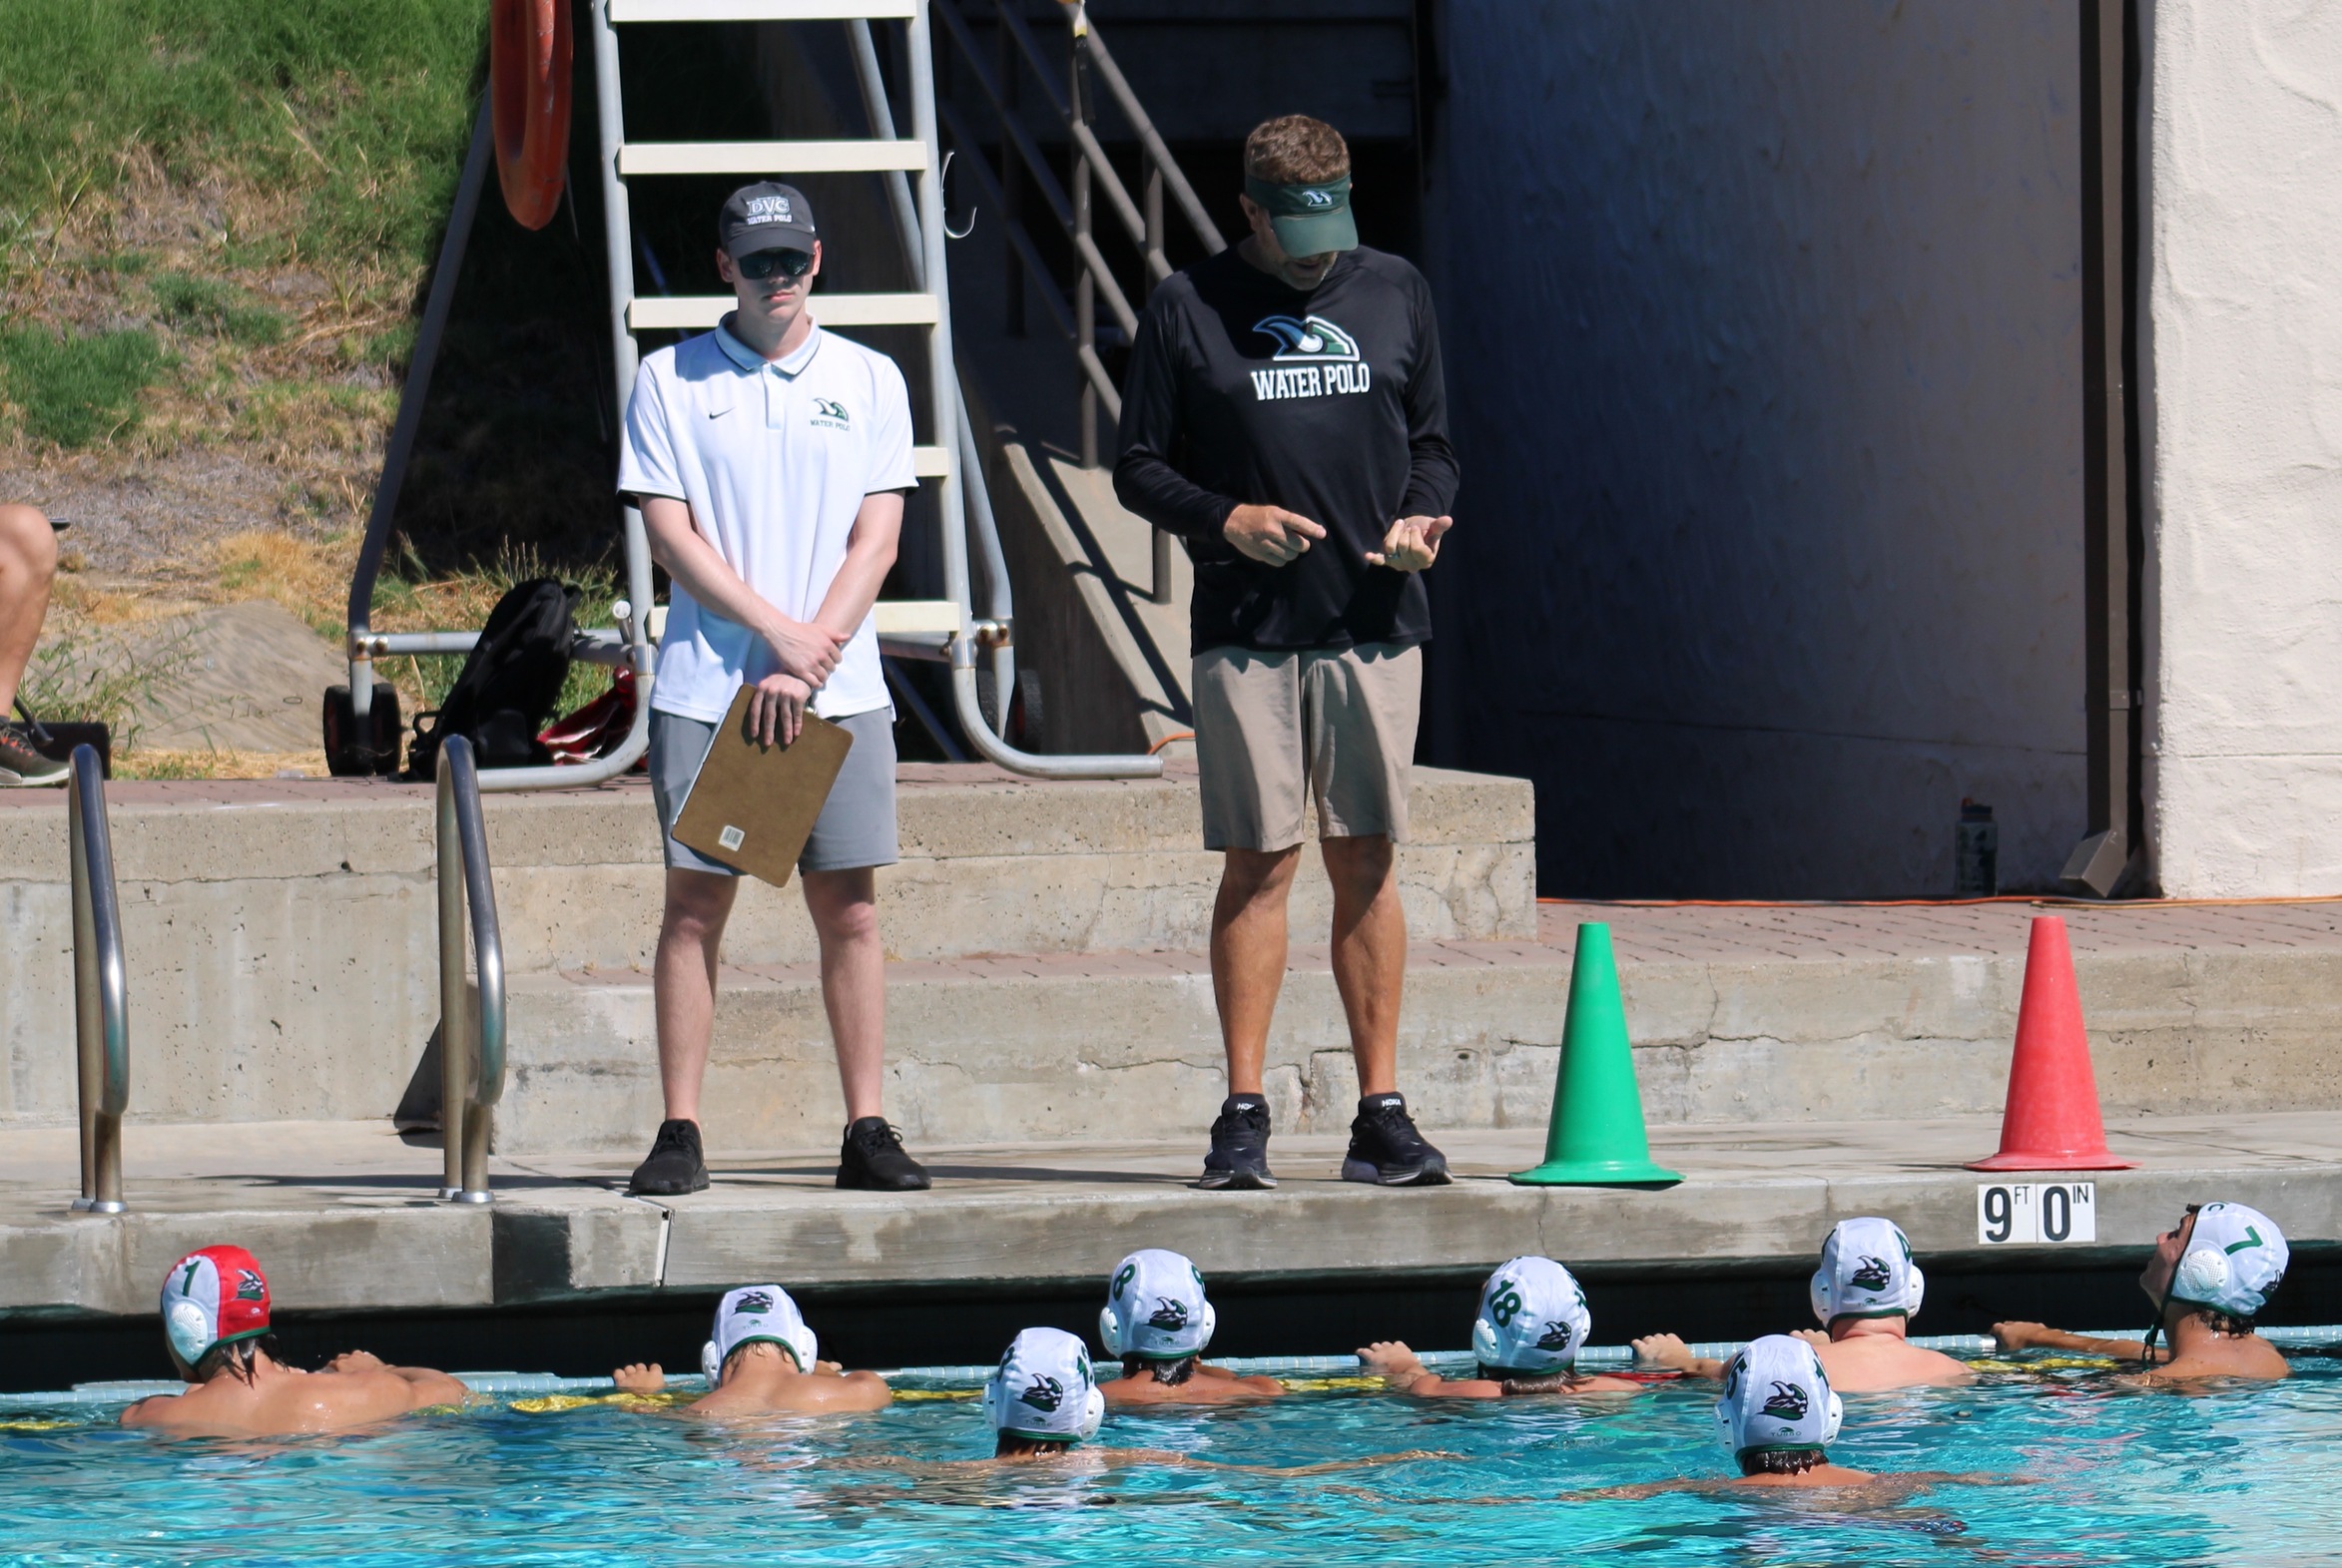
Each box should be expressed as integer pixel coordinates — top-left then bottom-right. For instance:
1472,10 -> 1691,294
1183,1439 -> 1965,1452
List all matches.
627,291 -> 940,329
617,139 -> 928,176
610,0 -> 913,20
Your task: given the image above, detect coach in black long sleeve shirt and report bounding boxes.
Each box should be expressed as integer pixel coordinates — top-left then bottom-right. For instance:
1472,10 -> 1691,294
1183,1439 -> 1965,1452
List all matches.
1114,246 -> 1458,651
1110,114 -> 1460,1195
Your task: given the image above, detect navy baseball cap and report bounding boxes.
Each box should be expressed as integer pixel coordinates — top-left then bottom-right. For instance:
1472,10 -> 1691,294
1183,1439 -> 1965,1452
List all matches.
719,183 -> 818,255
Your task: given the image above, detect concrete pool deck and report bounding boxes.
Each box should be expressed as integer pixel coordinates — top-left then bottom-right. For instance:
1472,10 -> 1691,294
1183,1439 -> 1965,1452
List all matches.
3,1111 -> 2336,1319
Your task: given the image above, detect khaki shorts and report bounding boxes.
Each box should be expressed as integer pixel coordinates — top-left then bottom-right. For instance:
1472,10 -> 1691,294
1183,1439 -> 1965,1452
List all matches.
1192,643 -> 1422,851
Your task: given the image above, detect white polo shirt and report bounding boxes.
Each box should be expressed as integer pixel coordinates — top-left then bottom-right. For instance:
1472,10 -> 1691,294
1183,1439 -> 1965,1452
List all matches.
619,318 -> 915,722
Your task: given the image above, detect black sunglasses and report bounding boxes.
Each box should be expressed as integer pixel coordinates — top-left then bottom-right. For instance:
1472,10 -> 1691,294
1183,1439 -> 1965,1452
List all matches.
733,247 -> 815,281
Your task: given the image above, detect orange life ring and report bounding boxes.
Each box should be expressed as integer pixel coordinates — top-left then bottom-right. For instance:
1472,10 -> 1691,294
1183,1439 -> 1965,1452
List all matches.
490,0 -> 572,231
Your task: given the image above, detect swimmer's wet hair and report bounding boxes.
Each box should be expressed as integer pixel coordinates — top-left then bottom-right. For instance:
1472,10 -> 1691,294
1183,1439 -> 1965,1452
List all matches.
994,1434 -> 1071,1458
1479,1364 -> 1577,1395
722,1340 -> 801,1381
1740,1448 -> 1825,1477
1125,1354 -> 1196,1386
2194,1307 -> 2257,1337
196,1333 -> 281,1386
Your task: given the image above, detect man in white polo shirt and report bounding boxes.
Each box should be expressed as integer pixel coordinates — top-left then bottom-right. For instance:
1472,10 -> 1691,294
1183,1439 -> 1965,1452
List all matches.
617,182 -> 929,1196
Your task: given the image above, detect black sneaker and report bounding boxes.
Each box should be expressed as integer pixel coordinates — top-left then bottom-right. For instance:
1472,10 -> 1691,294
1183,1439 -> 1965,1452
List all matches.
1342,1093 -> 1451,1186
629,1118 -> 709,1196
838,1117 -> 931,1191
0,723 -> 67,787
1197,1096 -> 1277,1190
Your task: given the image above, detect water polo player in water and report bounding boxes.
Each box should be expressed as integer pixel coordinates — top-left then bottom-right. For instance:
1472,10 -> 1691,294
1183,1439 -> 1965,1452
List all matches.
122,1246 -> 468,1437
1636,1217 -> 1971,1392
1359,1256 -> 1647,1398
1098,1249 -> 1283,1405
611,1284 -> 892,1415
1994,1201 -> 2291,1381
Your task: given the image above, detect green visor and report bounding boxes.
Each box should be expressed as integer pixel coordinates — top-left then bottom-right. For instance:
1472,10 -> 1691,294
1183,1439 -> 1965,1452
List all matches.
1245,174 -> 1358,257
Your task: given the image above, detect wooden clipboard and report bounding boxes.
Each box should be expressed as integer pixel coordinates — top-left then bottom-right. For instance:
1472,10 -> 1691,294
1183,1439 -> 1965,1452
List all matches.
672,685 -> 855,886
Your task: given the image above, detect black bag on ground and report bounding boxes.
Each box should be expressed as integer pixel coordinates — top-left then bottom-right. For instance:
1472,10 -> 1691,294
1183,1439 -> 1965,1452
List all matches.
406,578 -> 579,780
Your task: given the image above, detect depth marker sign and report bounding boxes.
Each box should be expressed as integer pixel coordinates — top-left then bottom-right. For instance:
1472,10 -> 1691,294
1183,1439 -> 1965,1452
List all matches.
1976,1182 -> 2096,1245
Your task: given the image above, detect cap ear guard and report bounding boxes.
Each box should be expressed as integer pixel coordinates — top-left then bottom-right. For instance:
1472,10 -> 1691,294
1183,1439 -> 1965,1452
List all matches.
701,1339 -> 724,1387
1470,1314 -> 1503,1368
1820,1389 -> 1845,1446
2173,1248 -> 2231,1307
1904,1262 -> 1927,1317
1076,1385 -> 1106,1440
167,1301 -> 214,1367
1097,1304 -> 1125,1359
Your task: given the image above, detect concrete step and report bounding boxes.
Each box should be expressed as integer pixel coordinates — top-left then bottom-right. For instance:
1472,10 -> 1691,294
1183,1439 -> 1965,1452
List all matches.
6,1113 -> 2337,1319
0,767 -> 1534,1132
494,900 -> 2342,1153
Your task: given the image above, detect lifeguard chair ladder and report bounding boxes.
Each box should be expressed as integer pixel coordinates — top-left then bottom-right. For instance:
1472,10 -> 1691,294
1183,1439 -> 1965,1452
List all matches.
589,0 -> 1164,780
341,0 -> 1159,787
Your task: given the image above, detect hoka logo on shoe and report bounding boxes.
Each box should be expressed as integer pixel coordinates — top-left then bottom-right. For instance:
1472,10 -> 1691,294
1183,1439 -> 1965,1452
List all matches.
1147,1299 -> 1190,1332
1850,1257 -> 1893,1292
1762,1381 -> 1809,1420
1534,1318 -> 1575,1353
1019,1375 -> 1064,1412
735,1291 -> 774,1316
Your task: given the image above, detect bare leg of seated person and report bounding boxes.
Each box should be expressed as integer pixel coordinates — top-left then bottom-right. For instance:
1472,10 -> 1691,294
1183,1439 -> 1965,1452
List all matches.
0,504 -> 64,786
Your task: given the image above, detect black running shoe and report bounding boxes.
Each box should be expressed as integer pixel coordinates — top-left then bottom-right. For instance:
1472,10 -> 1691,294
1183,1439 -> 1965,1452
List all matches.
838,1117 -> 931,1191
630,1118 -> 709,1196
1342,1093 -> 1451,1186
0,722 -> 67,787
1197,1095 -> 1277,1190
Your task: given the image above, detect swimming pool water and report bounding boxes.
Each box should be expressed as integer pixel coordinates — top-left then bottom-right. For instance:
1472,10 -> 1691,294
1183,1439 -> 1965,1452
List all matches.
3,1354 -> 2339,1566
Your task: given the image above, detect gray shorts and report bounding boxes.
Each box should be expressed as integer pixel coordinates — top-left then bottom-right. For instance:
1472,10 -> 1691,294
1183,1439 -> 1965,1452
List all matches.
1192,642 -> 1422,851
648,705 -> 900,876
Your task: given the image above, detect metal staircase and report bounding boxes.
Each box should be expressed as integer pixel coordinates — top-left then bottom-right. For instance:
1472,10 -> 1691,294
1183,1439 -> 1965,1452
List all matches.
343,0 -> 1160,787
592,0 -> 1162,780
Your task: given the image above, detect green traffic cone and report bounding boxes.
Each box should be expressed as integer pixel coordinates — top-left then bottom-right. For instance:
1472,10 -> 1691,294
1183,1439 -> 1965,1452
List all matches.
1510,922 -> 1682,1186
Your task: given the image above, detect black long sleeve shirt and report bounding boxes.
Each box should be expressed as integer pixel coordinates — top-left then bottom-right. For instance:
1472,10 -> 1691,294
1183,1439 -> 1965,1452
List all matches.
1112,246 -> 1459,654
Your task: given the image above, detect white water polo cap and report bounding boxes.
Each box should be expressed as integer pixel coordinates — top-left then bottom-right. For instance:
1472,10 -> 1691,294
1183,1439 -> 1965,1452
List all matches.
1470,1257 -> 1593,1375
161,1245 -> 273,1368
1715,1335 -> 1843,1460
700,1285 -> 819,1387
983,1327 -> 1105,1442
1099,1249 -> 1217,1361
1810,1217 -> 1926,1326
2171,1203 -> 2288,1319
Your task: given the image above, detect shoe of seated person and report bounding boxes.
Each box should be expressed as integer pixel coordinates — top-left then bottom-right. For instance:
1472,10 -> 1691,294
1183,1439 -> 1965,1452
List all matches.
1196,1095 -> 1277,1190
838,1117 -> 931,1191
630,1118 -> 709,1196
1342,1093 -> 1451,1186
0,724 -> 68,787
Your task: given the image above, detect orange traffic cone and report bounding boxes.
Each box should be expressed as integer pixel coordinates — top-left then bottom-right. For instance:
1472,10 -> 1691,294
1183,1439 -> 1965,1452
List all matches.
1967,915 -> 2134,1171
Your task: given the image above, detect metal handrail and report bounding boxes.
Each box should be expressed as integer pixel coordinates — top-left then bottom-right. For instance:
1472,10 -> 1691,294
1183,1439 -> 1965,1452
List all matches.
934,0 -> 1228,603
883,2 -> 1158,780
340,68 -> 656,793
67,745 -> 127,1215
435,735 -> 506,1203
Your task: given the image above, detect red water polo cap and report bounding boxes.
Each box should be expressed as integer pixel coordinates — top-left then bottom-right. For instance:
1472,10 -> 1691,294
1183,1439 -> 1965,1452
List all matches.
161,1245 -> 272,1367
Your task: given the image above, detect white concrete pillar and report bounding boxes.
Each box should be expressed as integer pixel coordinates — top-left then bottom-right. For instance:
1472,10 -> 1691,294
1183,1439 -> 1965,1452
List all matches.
2143,2 -> 2342,894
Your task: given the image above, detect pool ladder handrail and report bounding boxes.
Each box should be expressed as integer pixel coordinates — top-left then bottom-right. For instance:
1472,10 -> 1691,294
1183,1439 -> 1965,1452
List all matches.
67,745 -> 129,1215
436,734 -> 507,1203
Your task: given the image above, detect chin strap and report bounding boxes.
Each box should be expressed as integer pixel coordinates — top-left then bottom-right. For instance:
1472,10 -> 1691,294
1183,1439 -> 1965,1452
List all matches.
2140,1284 -> 2177,1365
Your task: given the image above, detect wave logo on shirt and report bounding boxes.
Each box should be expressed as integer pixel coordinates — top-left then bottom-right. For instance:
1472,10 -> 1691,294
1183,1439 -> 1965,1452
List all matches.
1252,314 -> 1360,363
809,397 -> 851,430
1248,314 -> 1371,402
